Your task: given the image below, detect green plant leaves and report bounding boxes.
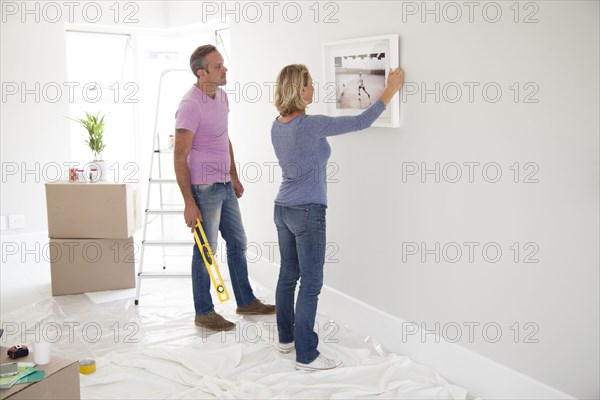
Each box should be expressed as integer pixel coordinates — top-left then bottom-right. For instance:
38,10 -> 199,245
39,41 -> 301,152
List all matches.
68,112 -> 106,161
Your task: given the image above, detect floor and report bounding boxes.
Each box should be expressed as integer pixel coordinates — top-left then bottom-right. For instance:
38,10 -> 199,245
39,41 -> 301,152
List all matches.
0,234 -> 470,399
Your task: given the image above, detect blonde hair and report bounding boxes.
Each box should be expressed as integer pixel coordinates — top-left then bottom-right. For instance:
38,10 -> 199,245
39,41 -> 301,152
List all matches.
274,64 -> 310,117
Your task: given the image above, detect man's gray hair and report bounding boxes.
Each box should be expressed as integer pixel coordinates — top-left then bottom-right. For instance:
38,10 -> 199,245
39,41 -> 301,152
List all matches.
190,45 -> 217,78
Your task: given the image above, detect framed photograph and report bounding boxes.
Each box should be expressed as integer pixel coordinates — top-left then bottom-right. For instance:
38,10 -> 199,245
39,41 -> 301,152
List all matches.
322,34 -> 400,128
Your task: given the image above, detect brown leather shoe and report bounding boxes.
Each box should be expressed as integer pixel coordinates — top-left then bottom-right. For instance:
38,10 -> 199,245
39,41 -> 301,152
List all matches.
195,312 -> 235,331
236,299 -> 276,315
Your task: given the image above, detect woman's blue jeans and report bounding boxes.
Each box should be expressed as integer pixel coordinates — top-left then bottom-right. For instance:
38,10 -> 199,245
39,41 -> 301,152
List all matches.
274,203 -> 326,364
191,182 -> 256,315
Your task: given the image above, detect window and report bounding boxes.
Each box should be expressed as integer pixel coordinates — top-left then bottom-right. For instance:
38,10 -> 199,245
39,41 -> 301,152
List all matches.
65,30 -> 136,181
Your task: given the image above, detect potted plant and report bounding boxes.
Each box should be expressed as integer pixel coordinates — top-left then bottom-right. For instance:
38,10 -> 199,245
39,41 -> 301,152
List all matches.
69,112 -> 108,181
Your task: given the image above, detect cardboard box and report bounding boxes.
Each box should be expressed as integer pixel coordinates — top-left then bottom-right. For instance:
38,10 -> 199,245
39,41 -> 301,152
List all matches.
49,238 -> 135,296
45,182 -> 134,239
0,347 -> 80,399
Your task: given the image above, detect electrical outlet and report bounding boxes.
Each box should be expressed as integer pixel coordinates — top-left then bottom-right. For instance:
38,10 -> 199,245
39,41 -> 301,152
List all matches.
0,215 -> 7,230
8,214 -> 25,230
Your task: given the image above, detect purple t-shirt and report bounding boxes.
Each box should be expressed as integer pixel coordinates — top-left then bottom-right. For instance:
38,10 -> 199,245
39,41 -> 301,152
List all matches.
175,86 -> 230,184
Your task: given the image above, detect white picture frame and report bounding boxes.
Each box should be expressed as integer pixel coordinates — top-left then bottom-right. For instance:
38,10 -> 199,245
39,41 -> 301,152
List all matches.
322,34 -> 400,128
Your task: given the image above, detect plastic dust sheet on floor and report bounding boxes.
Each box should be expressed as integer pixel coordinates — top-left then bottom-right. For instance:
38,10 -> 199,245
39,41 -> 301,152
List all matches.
0,278 -> 469,399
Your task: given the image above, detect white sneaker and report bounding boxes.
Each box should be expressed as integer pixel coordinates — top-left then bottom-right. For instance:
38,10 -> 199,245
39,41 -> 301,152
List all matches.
278,341 -> 295,354
295,355 -> 342,371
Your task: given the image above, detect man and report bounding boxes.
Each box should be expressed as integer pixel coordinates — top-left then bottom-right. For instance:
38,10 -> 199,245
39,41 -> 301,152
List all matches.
174,45 -> 275,331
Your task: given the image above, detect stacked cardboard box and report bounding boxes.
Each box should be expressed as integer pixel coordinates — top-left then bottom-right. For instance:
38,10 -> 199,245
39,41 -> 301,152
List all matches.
45,182 -> 135,296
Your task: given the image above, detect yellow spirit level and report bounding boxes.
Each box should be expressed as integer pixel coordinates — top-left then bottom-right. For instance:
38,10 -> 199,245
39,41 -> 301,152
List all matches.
193,218 -> 230,303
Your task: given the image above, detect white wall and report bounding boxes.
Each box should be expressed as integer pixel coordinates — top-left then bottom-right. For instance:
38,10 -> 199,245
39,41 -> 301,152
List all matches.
164,1 -> 597,398
1,16 -> 69,234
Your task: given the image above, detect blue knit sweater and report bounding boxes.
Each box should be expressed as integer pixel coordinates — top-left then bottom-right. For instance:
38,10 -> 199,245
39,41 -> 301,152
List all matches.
271,100 -> 386,206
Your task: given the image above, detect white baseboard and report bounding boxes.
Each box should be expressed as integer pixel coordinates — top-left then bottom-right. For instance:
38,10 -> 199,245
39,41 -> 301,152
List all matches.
249,258 -> 574,400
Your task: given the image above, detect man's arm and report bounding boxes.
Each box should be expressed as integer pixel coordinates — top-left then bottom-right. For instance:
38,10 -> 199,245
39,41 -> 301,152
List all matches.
174,128 -> 201,231
229,140 -> 244,198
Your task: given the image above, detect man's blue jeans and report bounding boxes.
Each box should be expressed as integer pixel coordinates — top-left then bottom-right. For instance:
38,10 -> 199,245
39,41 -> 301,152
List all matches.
191,182 -> 256,315
274,203 -> 326,364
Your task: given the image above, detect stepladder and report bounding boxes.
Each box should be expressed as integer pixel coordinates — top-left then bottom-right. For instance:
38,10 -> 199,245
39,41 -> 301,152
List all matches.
134,69 -> 188,305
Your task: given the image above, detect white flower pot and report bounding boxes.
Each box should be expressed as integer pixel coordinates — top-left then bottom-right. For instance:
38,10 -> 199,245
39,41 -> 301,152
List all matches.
90,160 -> 109,182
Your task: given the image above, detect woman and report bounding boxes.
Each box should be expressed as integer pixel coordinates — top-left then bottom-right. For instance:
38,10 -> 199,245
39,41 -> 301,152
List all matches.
271,65 -> 405,371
